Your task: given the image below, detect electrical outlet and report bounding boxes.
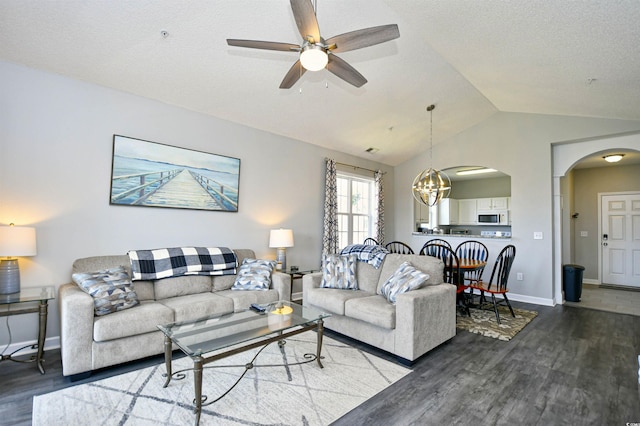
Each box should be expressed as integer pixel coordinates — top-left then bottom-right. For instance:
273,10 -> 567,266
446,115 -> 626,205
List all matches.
580,231 -> 588,237
534,232 -> 543,240
517,272 -> 524,281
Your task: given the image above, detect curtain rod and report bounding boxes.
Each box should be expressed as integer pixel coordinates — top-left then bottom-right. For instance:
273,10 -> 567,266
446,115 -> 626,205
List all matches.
328,159 -> 386,175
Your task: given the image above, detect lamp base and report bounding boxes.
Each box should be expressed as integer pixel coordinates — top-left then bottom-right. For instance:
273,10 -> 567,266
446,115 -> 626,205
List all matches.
276,248 -> 287,271
0,259 -> 21,294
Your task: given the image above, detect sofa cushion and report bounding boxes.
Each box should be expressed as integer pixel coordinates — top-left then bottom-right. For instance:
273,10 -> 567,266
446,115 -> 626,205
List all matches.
379,261 -> 429,304
306,287 -> 373,315
320,254 -> 358,289
211,249 -> 255,291
376,254 -> 443,294
158,293 -> 234,323
355,261 -> 383,293
72,266 -> 139,316
231,258 -> 277,291
153,275 -> 212,300
93,300 -> 174,342
217,288 -> 280,312
345,295 -> 396,329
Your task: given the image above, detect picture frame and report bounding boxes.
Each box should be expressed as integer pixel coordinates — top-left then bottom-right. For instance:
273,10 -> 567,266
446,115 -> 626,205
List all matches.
109,135 -> 241,212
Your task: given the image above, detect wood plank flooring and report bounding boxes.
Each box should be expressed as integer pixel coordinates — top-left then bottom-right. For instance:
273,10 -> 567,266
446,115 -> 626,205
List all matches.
2,301 -> 639,425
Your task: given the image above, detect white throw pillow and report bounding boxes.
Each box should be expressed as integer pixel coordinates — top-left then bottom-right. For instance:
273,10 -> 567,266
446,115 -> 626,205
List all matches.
379,261 -> 429,304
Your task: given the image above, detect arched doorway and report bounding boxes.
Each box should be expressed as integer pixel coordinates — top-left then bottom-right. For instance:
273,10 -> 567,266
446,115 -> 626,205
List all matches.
552,132 -> 640,307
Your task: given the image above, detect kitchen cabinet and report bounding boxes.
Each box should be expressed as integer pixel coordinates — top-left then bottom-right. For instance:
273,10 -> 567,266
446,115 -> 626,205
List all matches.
437,198 -> 459,225
414,199 -> 430,226
477,197 -> 510,210
458,199 -> 477,225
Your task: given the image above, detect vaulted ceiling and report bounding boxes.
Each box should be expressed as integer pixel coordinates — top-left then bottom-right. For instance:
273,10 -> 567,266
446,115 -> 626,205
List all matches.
1,1 -> 639,166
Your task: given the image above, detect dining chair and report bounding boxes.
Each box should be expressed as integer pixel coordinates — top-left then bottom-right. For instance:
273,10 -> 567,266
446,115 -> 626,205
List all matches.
363,237 -> 379,246
423,243 -> 470,316
470,245 -> 516,324
384,241 -> 414,254
419,239 -> 451,255
454,240 -> 489,285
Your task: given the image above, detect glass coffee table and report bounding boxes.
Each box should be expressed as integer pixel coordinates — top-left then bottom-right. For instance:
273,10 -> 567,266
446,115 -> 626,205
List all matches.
157,301 -> 330,425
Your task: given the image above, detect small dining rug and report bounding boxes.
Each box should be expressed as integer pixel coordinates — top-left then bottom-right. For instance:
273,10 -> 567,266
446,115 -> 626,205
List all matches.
33,334 -> 410,426
456,305 -> 538,341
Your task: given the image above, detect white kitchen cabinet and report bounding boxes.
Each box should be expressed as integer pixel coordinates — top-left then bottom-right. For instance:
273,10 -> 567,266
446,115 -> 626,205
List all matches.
458,199 -> 477,225
414,199 -> 430,224
437,198 -> 459,225
477,197 -> 510,210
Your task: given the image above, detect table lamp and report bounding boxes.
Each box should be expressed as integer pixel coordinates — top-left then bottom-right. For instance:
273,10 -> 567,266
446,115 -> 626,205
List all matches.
269,228 -> 294,271
0,224 -> 37,294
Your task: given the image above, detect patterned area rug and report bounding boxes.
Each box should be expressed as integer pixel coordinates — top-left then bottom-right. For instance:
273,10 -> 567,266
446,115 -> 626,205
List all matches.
456,305 -> 538,341
33,334 -> 409,426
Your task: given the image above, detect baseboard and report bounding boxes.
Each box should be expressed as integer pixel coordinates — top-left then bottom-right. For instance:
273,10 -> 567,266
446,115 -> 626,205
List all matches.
292,291 -> 303,302
467,288 -> 555,307
1,335 -> 60,356
583,278 -> 599,285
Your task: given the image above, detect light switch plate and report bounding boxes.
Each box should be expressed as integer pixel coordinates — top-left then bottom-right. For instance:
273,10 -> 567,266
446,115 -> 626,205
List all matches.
534,232 -> 543,240
580,231 -> 588,237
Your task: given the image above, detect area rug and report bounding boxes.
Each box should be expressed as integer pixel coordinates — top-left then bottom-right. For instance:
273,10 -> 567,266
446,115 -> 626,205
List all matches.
33,334 -> 410,426
456,305 -> 538,341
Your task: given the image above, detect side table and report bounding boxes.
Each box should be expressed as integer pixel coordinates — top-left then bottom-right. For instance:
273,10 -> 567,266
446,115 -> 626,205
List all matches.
0,286 -> 55,374
282,268 -> 319,301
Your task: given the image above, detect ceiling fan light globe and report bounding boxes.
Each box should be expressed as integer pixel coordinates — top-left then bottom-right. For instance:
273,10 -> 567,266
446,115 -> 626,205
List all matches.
300,45 -> 328,71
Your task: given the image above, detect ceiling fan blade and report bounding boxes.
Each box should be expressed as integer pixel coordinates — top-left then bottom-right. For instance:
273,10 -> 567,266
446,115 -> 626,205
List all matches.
326,54 -> 367,88
290,0 -> 320,42
279,60 -> 306,89
325,24 -> 400,53
227,39 -> 300,52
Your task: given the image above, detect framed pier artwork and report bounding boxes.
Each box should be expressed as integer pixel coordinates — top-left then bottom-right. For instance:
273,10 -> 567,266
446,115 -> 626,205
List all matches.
109,135 -> 241,212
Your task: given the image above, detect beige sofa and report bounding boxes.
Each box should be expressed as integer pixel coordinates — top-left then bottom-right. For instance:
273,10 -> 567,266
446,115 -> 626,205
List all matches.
303,253 -> 456,363
58,249 -> 290,378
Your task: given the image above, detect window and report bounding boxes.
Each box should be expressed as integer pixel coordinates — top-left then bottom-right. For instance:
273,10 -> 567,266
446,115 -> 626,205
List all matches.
337,172 -> 377,249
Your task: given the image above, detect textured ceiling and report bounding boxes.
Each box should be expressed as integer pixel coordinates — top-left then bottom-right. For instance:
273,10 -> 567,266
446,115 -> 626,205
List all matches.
1,0 -> 639,166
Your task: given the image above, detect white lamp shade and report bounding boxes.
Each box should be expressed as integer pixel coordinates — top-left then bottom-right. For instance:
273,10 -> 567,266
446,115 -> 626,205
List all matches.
0,226 -> 37,257
269,229 -> 294,248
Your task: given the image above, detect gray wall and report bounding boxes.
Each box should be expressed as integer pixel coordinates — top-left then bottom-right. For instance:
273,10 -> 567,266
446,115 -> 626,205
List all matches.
0,60 -> 394,347
449,176 -> 511,199
395,112 -> 640,305
572,163 -> 640,280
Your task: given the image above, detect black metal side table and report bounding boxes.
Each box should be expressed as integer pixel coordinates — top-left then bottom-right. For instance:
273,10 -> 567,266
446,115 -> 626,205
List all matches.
0,286 -> 55,374
282,268 -> 319,302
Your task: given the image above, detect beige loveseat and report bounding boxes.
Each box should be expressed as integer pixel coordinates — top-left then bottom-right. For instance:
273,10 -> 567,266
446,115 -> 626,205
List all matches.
303,253 -> 456,363
58,249 -> 290,378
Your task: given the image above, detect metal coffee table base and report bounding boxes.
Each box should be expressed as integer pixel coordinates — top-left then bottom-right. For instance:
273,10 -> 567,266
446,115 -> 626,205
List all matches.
162,319 -> 325,426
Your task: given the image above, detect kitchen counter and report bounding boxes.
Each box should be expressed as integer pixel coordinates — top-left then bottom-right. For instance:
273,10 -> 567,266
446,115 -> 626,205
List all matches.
412,232 -> 512,240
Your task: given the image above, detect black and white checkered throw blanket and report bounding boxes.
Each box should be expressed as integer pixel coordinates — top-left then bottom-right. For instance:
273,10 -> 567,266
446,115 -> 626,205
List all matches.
340,244 -> 389,269
127,247 -> 237,280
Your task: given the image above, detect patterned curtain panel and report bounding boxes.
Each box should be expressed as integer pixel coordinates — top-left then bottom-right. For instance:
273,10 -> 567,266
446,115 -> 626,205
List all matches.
323,159 -> 338,254
374,170 -> 385,245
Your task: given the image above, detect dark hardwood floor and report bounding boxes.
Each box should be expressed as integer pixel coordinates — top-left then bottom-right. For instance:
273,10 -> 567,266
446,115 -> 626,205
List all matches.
2,301 -> 639,425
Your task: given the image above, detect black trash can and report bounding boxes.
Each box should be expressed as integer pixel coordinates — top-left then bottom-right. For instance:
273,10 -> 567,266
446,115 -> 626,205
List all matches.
563,264 -> 585,302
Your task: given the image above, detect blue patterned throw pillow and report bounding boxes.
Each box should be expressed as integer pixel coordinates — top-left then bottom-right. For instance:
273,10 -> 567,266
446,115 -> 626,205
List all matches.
320,254 -> 358,290
231,258 -> 277,291
72,266 -> 139,316
379,261 -> 429,304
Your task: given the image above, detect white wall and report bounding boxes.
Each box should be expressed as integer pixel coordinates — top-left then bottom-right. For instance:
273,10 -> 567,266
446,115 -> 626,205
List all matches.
0,60 -> 394,347
395,112 -> 640,305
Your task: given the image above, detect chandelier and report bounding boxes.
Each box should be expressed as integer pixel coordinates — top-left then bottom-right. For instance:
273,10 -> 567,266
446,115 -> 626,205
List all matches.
411,104 -> 451,207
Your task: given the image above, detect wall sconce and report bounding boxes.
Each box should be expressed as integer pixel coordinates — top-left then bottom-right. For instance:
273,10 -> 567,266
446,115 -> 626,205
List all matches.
269,229 -> 294,271
0,224 -> 37,294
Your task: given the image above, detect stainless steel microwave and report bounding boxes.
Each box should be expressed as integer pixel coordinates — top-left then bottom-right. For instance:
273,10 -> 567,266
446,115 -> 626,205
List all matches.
477,210 -> 509,225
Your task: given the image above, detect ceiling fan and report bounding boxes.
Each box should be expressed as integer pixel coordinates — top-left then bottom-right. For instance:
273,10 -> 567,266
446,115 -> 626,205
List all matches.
226,0 -> 400,89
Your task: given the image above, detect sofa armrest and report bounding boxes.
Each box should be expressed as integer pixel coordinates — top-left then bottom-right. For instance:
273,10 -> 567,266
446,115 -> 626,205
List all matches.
394,283 -> 456,361
59,283 -> 96,376
301,272 -> 323,306
271,271 -> 292,301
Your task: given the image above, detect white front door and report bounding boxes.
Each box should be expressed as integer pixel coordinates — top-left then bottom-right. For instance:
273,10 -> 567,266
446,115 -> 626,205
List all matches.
601,193 -> 640,287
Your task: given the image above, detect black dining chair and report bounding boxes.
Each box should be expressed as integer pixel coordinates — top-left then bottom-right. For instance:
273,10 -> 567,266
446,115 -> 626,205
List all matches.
455,240 -> 489,286
385,241 -> 414,254
363,237 -> 379,246
419,239 -> 451,255
470,245 -> 516,323
423,243 -> 470,316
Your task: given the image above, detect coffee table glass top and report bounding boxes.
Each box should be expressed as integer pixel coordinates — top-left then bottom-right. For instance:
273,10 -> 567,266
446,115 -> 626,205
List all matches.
157,301 -> 330,357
